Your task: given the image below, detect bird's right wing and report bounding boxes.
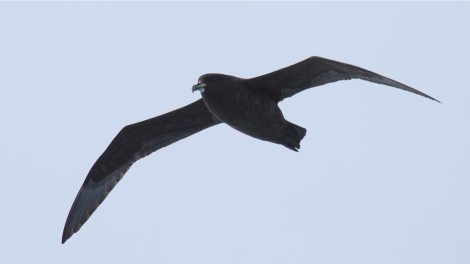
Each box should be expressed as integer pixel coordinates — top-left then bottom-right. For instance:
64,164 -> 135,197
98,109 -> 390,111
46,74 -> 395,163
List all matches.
62,98 -> 221,244
247,56 -> 439,103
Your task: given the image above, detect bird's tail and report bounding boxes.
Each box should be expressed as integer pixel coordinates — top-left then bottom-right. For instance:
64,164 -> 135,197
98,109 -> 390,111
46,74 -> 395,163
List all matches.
283,121 -> 307,152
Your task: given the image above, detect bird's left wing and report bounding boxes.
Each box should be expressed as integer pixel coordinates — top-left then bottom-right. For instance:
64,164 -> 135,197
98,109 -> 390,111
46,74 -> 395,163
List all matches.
62,98 -> 221,244
246,56 -> 439,103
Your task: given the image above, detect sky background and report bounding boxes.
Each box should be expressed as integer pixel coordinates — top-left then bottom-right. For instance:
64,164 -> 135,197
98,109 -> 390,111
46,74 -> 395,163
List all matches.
1,2 -> 469,264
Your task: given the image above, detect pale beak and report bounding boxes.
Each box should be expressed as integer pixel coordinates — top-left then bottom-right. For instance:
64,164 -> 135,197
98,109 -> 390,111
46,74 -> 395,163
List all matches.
192,83 -> 206,93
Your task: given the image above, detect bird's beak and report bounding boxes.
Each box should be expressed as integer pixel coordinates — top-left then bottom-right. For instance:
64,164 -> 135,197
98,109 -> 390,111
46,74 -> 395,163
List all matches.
192,83 -> 206,93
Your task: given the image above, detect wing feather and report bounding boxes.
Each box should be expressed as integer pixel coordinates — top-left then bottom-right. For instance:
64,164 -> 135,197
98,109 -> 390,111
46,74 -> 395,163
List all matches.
62,99 -> 221,243
246,56 -> 439,102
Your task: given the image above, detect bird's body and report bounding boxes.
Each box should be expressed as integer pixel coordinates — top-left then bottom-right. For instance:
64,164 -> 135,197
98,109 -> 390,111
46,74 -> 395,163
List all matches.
198,74 -> 303,150
62,56 -> 439,243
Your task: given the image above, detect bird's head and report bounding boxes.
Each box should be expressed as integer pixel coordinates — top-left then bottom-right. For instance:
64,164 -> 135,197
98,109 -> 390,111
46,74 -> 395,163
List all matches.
192,74 -> 238,94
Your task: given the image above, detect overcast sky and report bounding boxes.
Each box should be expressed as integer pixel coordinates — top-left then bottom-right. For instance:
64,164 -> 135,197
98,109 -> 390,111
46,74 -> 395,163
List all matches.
1,2 -> 469,264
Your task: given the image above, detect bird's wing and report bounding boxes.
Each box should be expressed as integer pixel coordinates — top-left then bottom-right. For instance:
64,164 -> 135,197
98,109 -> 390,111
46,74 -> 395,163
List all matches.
62,99 -> 221,244
246,56 -> 439,103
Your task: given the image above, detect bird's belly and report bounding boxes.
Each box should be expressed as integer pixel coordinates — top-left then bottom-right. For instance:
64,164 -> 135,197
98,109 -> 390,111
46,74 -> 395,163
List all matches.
203,95 -> 285,143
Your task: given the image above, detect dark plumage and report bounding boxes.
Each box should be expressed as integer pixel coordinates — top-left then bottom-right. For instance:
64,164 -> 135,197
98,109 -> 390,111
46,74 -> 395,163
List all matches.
62,56 -> 439,243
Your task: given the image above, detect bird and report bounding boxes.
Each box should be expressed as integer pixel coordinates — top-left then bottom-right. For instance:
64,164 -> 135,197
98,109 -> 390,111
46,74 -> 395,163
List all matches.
62,56 -> 439,244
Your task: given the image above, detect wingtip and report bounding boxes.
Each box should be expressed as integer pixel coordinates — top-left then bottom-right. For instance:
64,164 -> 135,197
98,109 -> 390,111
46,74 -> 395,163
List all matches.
427,95 -> 442,104
410,87 -> 440,104
62,229 -> 71,244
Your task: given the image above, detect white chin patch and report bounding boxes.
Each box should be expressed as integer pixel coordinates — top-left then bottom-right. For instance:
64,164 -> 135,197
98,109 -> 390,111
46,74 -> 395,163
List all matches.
198,88 -> 205,93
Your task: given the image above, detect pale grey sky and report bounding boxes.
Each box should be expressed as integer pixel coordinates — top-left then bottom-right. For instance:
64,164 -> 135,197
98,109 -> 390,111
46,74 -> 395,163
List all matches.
1,2 -> 469,264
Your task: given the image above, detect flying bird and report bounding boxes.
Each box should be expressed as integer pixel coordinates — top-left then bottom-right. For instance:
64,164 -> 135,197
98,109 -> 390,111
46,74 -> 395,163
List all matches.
62,56 -> 439,243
